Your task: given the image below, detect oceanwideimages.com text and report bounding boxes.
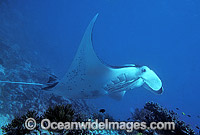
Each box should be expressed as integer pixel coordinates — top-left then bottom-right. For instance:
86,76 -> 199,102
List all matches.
25,118 -> 175,132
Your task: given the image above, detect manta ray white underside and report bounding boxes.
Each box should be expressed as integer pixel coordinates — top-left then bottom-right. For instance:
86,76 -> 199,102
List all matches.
49,14 -> 164,100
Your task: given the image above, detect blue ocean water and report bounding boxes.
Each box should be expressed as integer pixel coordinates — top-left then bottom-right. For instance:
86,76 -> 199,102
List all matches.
0,0 -> 200,133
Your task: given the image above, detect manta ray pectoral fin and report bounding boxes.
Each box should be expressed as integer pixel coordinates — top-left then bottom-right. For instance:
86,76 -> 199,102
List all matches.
68,13 -> 109,74
142,69 -> 164,94
109,91 -> 126,100
52,14 -> 111,98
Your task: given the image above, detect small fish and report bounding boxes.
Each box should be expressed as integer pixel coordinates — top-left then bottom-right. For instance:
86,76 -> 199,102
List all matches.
182,112 -> 186,116
196,126 -> 200,129
187,115 -> 191,117
176,108 -> 179,110
99,109 -> 105,113
127,118 -> 131,120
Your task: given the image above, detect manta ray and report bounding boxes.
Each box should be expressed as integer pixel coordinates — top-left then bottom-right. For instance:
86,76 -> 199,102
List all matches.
43,14 -> 163,100
0,14 -> 163,100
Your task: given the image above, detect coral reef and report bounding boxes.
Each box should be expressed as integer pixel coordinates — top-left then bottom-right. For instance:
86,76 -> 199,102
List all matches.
131,102 -> 196,135
1,104 -> 120,135
42,104 -> 75,134
1,110 -> 40,135
1,98 -> 196,135
0,41 -> 50,116
0,114 -> 10,134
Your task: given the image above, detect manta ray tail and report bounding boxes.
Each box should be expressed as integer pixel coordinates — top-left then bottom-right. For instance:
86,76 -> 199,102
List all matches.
0,75 -> 58,90
0,80 -> 44,86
